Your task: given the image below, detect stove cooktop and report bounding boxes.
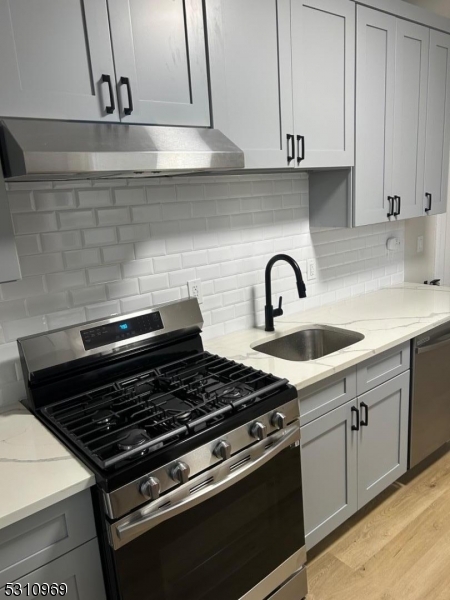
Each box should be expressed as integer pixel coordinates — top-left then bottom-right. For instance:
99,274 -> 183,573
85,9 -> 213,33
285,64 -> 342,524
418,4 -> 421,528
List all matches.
42,351 -> 291,473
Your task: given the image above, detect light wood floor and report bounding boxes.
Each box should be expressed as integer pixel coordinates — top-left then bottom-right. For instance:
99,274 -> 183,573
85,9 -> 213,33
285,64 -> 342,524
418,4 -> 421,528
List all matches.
306,445 -> 450,600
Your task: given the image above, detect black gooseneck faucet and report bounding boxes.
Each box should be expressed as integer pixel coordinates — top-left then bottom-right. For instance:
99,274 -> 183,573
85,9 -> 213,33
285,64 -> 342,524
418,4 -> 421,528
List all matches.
265,254 -> 307,332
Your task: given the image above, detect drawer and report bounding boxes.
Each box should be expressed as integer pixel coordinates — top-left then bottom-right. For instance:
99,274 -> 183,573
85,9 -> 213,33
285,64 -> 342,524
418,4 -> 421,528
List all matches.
356,342 -> 411,395
299,367 -> 356,425
0,490 -> 96,588
0,539 -> 106,600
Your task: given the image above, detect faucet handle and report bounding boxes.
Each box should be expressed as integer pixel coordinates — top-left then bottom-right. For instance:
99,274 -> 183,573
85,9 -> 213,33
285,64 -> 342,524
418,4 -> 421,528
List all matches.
273,296 -> 283,318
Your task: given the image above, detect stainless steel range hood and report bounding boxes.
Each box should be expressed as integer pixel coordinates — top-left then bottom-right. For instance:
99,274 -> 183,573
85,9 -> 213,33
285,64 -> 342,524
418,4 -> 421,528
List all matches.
0,118 -> 245,181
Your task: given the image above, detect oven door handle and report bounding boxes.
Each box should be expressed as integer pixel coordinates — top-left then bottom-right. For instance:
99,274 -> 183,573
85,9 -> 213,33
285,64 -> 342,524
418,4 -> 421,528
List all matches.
111,423 -> 300,549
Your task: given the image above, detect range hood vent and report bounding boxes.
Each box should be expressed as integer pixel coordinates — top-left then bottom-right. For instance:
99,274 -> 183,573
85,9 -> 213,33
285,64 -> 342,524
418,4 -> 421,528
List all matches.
0,118 -> 245,181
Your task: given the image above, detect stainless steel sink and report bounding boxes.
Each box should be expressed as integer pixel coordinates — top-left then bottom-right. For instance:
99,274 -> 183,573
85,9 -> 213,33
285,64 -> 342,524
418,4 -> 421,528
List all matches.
253,325 -> 364,362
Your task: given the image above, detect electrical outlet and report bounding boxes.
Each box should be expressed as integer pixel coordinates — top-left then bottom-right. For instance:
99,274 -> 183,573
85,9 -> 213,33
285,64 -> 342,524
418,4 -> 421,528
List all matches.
307,258 -> 317,281
417,236 -> 424,254
188,279 -> 203,303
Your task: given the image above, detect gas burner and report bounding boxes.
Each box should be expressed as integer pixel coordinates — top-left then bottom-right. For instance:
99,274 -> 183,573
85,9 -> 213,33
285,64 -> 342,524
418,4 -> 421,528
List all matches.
217,383 -> 253,401
91,409 -> 116,426
117,428 -> 150,451
164,397 -> 195,424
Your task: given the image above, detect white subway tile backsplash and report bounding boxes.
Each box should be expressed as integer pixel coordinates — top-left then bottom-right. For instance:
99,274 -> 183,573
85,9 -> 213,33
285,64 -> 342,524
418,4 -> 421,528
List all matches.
0,173 -> 405,406
1,276 -> 46,300
107,279 -> 140,300
153,255 -> 182,274
102,244 -> 136,264
118,224 -> 150,242
77,189 -> 111,208
88,265 -> 121,285
26,292 -> 69,316
34,191 -> 75,211
3,315 -> 48,342
152,288 -> 181,305
70,285 -> 107,307
146,185 -> 176,203
122,259 -> 154,278
19,253 -> 64,276
13,212 -> 57,234
85,301 -> 120,321
58,210 -> 95,230
139,274 -> 169,293
114,188 -> 146,206
8,192 -> 34,213
83,227 -> 117,247
64,248 -> 100,269
15,235 -> 41,256
41,231 -> 82,252
120,293 -> 153,313
46,270 -> 86,292
161,202 -> 192,221
0,299 -> 27,321
97,207 -> 130,226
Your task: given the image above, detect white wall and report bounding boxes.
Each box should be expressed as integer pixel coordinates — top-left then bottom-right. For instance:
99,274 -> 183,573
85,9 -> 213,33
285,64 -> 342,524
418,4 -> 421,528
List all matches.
0,173 -> 404,407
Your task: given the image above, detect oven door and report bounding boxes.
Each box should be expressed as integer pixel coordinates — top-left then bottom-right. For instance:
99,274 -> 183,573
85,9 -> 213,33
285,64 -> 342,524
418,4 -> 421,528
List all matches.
108,422 -> 305,600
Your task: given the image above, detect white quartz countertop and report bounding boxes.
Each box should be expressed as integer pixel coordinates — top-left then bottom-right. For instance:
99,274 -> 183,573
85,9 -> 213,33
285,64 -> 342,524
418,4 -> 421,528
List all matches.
1,281 -> 449,532
205,283 -> 450,393
0,402 -> 94,531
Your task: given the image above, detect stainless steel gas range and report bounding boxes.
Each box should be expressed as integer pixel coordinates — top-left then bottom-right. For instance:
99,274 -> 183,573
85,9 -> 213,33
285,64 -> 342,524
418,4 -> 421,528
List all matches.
18,298 -> 307,600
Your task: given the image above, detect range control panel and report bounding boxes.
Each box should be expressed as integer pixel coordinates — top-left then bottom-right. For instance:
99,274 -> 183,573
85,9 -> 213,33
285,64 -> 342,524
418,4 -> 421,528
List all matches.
81,312 -> 164,351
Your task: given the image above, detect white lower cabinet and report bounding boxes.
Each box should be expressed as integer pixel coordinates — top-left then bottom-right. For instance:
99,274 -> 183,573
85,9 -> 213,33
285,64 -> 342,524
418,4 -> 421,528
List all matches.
301,369 -> 410,549
0,540 -> 106,600
0,491 -> 105,600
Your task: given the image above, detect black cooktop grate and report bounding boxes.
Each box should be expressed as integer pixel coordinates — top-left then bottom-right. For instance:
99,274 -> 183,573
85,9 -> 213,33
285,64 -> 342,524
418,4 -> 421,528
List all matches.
42,351 -> 289,471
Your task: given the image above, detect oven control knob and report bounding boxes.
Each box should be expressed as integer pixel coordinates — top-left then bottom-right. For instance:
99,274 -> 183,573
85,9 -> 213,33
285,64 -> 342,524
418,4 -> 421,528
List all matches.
140,477 -> 161,500
214,440 -> 231,461
271,412 -> 287,430
250,421 -> 267,441
170,461 -> 190,485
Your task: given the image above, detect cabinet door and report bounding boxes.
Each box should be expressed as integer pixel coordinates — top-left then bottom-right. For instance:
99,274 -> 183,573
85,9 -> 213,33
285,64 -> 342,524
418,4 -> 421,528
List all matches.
301,399 -> 358,549
357,371 -> 410,509
354,7 -> 396,226
108,0 -> 210,126
423,30 -> 450,217
0,0 -> 118,122
291,0 -> 355,169
206,0 -> 294,168
0,539 -> 106,600
392,21 -> 429,221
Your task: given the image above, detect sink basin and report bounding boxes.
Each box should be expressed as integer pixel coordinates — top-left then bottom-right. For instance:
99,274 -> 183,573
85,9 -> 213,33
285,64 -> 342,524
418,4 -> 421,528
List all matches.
253,325 -> 364,362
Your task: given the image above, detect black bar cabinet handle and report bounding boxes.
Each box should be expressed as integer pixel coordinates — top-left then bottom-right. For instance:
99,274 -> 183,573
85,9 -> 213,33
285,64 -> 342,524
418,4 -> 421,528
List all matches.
287,134 -> 295,164
120,76 -> 134,115
425,192 -> 432,214
394,195 -> 401,217
102,74 -> 115,114
351,406 -> 360,431
297,135 -> 305,164
360,402 -> 369,427
387,196 -> 394,218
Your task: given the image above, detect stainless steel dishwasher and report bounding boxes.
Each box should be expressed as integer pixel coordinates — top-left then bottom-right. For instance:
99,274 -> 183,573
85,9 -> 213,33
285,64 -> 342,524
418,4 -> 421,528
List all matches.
411,322 -> 450,468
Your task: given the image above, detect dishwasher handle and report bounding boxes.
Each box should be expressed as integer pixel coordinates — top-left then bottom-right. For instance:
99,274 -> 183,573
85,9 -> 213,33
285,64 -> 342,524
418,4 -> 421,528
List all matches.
416,334 -> 450,354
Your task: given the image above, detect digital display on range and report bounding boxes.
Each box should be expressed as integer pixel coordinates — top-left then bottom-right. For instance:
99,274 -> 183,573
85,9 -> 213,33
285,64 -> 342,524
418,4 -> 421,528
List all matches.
81,312 -> 164,350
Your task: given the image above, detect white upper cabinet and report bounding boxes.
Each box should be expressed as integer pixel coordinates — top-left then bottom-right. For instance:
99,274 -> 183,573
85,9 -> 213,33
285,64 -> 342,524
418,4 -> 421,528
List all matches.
392,21 -> 429,220
291,0 -> 355,168
354,7 -> 396,227
206,0 -> 354,170
0,0 -> 119,122
107,0 -> 210,126
423,30 -> 450,216
206,0 -> 294,168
